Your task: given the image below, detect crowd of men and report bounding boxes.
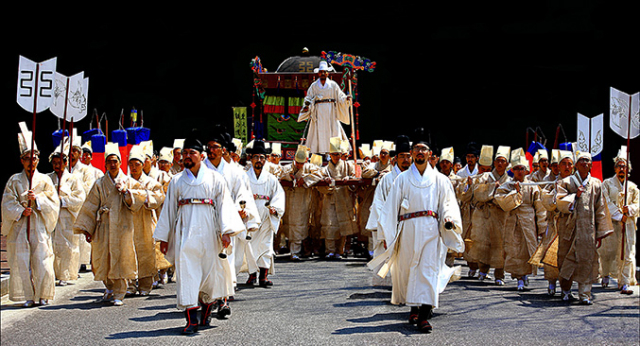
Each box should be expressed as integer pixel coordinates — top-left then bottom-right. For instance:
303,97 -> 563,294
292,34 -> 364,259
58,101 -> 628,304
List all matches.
1,120 -> 638,335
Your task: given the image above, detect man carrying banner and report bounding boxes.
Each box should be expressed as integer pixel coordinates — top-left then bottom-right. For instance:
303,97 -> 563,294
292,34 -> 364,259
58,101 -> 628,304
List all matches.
2,131 -> 59,307
555,151 -> 613,304
599,146 -> 638,294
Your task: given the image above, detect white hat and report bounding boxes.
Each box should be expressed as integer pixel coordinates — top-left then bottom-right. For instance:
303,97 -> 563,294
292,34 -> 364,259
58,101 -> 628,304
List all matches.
495,146 -> 511,161
478,145 -> 494,166
49,138 -> 70,162
18,121 -> 38,157
128,144 -> 145,163
314,60 -> 332,73
105,142 -> 121,161
372,140 -> 383,156
550,149 -> 560,164
510,148 -> 529,168
158,147 -> 173,162
295,145 -> 310,163
340,140 -> 350,154
537,149 -> 549,161
271,142 -> 282,156
140,140 -> 154,159
71,129 -> 82,150
575,150 -> 592,161
173,138 -> 185,149
558,150 -> 574,163
232,138 -> 243,156
440,147 -> 454,163
329,137 -> 342,153
310,153 -> 323,167
359,144 -> 372,159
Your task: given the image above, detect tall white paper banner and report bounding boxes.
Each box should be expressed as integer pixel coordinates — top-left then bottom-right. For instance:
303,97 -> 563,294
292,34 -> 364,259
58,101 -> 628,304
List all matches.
51,71 -> 89,121
16,55 -> 57,113
610,87 -> 640,140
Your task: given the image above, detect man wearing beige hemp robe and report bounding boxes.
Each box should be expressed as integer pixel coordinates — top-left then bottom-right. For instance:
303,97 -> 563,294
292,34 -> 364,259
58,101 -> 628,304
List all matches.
555,151 -> 613,305
2,137 -> 59,307
74,143 -> 140,306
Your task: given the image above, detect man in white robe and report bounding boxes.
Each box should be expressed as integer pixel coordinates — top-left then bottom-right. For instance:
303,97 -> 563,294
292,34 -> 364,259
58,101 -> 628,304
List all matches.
373,133 -> 463,333
203,129 -> 260,311
155,135 -> 245,334
365,135 -> 412,287
298,60 -> 352,154
2,141 -> 59,307
48,149 -> 85,286
245,140 -> 286,287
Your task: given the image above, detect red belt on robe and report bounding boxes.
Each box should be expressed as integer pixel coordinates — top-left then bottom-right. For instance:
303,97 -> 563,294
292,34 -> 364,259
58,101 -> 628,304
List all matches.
178,198 -> 215,207
253,194 -> 270,201
398,210 -> 438,222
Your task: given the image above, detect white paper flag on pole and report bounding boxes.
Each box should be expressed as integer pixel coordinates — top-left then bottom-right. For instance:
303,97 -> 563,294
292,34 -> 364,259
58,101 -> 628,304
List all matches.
577,113 -> 604,156
610,87 -> 640,140
16,55 -> 57,113
51,71 -> 89,121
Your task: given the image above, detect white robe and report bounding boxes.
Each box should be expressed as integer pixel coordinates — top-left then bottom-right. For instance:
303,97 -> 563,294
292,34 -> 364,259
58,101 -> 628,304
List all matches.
154,165 -> 245,309
205,158 -> 260,280
246,167 -> 285,273
48,171 -> 86,281
2,170 -> 60,302
376,164 -> 463,308
68,161 -> 99,266
365,164 -> 402,286
298,78 -> 351,154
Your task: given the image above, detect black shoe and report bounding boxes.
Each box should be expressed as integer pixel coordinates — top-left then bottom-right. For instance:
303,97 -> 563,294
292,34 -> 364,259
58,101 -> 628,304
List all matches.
259,268 -> 273,287
409,307 -> 419,325
182,307 -> 199,334
217,302 -> 231,319
246,273 -> 257,285
199,302 -> 215,326
417,319 -> 433,333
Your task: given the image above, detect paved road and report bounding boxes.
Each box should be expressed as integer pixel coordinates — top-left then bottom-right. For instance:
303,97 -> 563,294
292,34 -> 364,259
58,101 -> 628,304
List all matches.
1,257 -> 638,345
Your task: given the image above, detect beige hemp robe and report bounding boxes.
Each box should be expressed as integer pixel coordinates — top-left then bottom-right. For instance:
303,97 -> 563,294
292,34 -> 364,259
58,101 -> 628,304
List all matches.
128,173 -> 165,284
2,170 -> 59,301
278,162 -> 323,255
317,159 -> 357,246
48,171 -> 86,281
495,181 -> 547,278
69,161 -> 101,267
73,170 -> 139,283
555,173 -> 613,284
466,169 -> 510,269
599,176 -> 638,286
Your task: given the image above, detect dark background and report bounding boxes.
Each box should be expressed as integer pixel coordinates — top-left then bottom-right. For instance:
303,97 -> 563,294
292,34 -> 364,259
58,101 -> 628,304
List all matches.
1,3 -> 638,188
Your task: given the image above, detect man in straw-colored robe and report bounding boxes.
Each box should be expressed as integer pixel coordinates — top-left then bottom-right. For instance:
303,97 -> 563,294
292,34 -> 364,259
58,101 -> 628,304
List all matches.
278,145 -> 323,260
2,125 -> 59,306
534,149 -> 573,296
599,146 -> 638,294
155,135 -> 246,334
555,151 -> 613,304
125,144 -> 165,296
371,130 -> 463,333
495,148 -> 547,291
466,145 -> 511,285
73,143 -> 140,306
48,145 -> 86,286
317,137 -> 358,259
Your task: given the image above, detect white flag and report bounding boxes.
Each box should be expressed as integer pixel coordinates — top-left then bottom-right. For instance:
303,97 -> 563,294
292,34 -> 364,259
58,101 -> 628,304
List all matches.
610,87 -> 640,139
50,71 -> 89,121
16,55 -> 57,113
577,113 -> 604,156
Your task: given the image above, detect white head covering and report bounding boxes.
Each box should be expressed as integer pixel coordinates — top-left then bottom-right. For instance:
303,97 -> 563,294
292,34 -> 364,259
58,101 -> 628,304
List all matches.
128,144 -> 145,163
440,147 -> 454,163
18,121 -> 38,157
478,145 -> 494,166
158,147 -> 173,163
105,142 -> 121,161
295,145 -> 310,163
495,146 -> 511,161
